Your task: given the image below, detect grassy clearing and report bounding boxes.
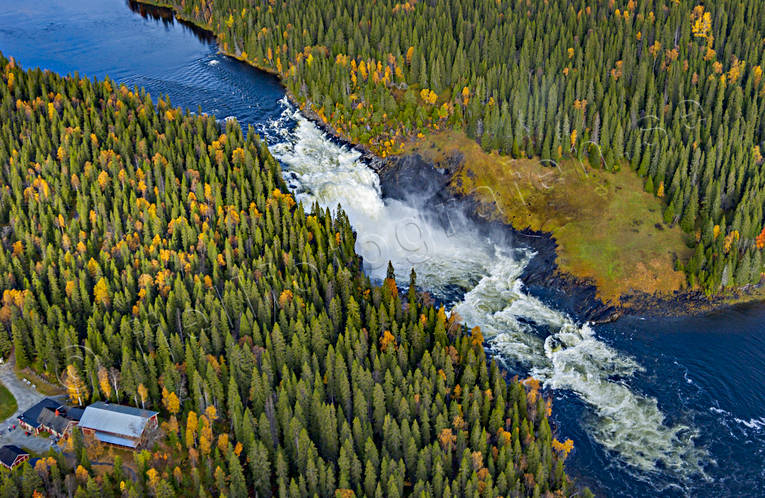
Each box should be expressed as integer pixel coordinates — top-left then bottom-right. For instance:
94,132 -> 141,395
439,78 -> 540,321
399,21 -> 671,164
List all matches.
406,130 -> 693,303
0,383 -> 18,420
15,367 -> 65,397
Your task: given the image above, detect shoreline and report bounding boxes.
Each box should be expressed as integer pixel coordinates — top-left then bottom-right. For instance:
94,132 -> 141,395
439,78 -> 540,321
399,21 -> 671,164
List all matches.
132,0 -> 764,321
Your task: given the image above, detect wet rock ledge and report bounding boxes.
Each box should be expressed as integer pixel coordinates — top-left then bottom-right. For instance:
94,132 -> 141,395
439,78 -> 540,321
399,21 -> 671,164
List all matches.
376,152 -> 621,325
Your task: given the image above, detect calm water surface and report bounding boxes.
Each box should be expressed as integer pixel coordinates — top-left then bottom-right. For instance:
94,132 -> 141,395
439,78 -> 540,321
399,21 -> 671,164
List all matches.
1,1 -> 764,496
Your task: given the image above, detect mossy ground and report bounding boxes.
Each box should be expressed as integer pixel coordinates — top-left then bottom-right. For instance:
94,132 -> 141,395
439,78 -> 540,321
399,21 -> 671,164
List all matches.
406,130 -> 694,304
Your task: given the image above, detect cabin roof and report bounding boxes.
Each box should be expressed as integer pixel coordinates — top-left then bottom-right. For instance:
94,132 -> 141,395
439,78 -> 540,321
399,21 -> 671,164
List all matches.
0,445 -> 28,468
37,407 -> 73,434
95,433 -> 140,448
18,398 -> 62,428
78,402 -> 157,439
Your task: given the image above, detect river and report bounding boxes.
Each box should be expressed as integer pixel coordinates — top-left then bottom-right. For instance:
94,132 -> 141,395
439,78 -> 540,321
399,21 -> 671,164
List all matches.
1,0 -> 763,495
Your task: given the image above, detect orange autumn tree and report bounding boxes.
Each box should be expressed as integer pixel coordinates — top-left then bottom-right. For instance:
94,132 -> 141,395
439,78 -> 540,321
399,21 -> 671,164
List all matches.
380,330 -> 397,352
185,411 -> 198,450
93,277 -> 110,308
63,364 -> 89,406
552,438 -> 575,459
137,383 -> 149,409
97,366 -> 112,400
383,261 -> 398,297
756,226 -> 765,249
162,387 -> 181,415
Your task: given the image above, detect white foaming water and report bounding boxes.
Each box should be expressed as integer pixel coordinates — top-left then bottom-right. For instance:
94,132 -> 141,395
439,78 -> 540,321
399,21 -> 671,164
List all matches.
264,99 -> 707,482
454,254 -> 706,478
710,407 -> 765,433
267,103 -> 491,295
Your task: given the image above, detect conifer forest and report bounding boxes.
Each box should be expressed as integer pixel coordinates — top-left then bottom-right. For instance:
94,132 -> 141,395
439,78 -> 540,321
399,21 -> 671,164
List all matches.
1,1 -> 764,497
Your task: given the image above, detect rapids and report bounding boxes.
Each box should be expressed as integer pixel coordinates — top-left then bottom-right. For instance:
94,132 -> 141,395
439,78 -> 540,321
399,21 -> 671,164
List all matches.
264,103 -> 709,483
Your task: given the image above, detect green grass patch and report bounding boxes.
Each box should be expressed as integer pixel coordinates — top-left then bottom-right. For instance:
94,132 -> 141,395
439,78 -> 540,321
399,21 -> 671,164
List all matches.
15,366 -> 65,396
0,383 -> 18,421
407,130 -> 694,303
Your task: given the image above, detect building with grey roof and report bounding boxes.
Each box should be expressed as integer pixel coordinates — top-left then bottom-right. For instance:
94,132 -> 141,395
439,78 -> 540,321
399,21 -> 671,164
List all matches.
37,407 -> 79,438
77,402 -> 158,449
18,398 -> 82,438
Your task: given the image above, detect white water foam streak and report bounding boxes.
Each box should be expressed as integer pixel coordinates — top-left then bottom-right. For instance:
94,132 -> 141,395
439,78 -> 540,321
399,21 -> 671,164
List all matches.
455,255 -> 707,478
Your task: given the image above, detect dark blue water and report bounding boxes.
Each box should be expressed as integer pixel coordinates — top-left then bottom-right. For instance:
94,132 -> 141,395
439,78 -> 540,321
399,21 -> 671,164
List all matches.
553,303 -> 765,496
0,0 -> 288,138
1,1 -> 764,496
